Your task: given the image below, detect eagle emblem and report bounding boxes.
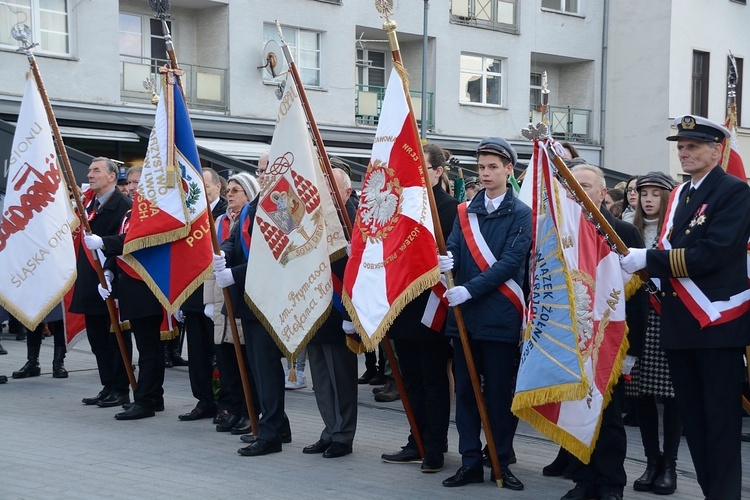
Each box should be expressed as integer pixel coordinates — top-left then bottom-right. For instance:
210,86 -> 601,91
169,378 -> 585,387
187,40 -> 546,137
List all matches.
358,159 -> 401,242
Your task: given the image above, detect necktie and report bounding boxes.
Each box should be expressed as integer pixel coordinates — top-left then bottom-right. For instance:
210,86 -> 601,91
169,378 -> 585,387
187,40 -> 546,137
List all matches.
486,200 -> 494,213
89,198 -> 100,214
685,187 -> 695,204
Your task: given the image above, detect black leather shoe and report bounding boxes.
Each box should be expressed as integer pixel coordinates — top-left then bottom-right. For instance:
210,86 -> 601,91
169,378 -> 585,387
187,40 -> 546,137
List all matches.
381,447 -> 422,463
421,453 -> 444,473
115,404 -> 155,420
230,417 -> 253,435
241,428 -> 292,444
97,393 -> 130,408
560,484 -> 596,500
323,442 -> 352,458
357,369 -> 377,384
368,373 -> 387,386
216,414 -> 240,432
122,402 -> 164,412
442,466 -> 484,487
303,439 -> 331,454
170,356 -> 188,367
543,448 -> 570,476
82,390 -> 109,405
179,406 -> 216,421
213,410 -> 230,425
0,375 -> 8,383
490,467 -> 524,490
237,439 -> 282,456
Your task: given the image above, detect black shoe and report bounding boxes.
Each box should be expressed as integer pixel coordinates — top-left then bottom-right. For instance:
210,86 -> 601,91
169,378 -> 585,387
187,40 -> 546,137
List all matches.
303,439 -> 331,454
543,447 -> 570,476
213,410 -> 230,425
633,454 -> 662,491
442,466 -> 484,487
369,373 -> 387,386
323,442 -> 352,458
561,484 -> 596,500
381,447 -> 422,463
0,375 -> 7,383
82,389 -> 110,405
421,454 -> 444,473
229,417 -> 253,435
490,467 -> 524,490
12,360 -> 41,379
653,456 -> 676,495
216,414 -> 240,432
0,343 -> 7,355
170,356 -> 188,367
96,393 -> 130,408
179,406 -> 216,421
237,439 -> 282,456
115,404 -> 155,420
241,429 -> 291,444
122,402 -> 164,412
357,369 -> 377,384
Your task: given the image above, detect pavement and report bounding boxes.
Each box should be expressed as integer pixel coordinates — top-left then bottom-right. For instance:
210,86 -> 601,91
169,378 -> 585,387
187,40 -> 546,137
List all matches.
1,332 -> 749,500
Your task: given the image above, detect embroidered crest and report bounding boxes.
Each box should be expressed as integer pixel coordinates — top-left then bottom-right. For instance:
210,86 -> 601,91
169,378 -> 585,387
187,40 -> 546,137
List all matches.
681,116 -> 696,130
357,159 -> 401,242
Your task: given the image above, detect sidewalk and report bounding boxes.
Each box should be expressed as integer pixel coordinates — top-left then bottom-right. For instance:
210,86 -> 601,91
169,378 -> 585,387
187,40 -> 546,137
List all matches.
1,334 -> 748,499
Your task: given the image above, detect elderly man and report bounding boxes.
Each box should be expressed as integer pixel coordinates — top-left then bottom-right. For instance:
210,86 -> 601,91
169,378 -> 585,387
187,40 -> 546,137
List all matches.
621,115 -> 750,500
126,166 -> 142,199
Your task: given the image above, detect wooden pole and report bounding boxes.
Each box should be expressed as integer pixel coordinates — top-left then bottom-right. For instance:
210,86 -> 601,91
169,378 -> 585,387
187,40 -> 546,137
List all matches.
22,50 -> 137,392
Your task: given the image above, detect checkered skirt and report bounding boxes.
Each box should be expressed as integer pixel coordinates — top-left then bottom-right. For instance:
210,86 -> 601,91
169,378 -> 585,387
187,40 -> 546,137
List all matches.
625,306 -> 676,398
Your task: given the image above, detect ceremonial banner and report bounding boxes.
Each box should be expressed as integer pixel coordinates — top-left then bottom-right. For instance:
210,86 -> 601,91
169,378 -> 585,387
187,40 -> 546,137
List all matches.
0,77 -> 78,330
722,112 -> 747,181
512,140 -> 628,463
343,68 -> 440,351
246,74 -> 347,359
121,70 -> 213,313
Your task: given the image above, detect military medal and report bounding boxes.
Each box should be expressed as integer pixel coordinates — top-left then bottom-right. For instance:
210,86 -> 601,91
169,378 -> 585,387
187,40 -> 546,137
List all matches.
689,204 -> 707,227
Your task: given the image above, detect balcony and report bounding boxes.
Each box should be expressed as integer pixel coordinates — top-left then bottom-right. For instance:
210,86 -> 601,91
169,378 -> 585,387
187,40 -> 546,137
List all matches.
120,55 -> 228,113
529,104 -> 592,143
356,84 -> 434,132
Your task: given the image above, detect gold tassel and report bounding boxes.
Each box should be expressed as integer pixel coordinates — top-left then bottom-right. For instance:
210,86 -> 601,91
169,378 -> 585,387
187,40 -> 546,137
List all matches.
288,363 -> 297,383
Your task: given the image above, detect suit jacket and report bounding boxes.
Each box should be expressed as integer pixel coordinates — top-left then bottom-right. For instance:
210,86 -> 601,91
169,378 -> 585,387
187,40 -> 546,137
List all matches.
646,166 -> 750,349
69,189 -> 132,315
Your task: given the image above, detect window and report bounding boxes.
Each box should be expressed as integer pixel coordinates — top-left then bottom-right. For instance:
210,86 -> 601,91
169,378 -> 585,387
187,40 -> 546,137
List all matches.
263,24 -> 321,87
356,49 -> 386,88
728,56 -> 743,126
459,54 -> 503,106
541,0 -> 580,14
450,0 -> 518,33
691,50 -> 710,117
530,72 -> 542,108
119,13 -> 169,63
0,0 -> 69,54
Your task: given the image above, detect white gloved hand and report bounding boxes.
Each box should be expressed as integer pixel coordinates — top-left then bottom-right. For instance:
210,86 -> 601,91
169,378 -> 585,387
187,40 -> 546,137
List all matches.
174,309 -> 185,323
213,251 -> 227,272
97,275 -> 112,301
438,251 -> 454,273
620,268 -> 633,287
444,286 -> 472,306
622,355 -> 637,376
620,248 -> 647,274
215,268 -> 235,288
84,233 -> 104,250
342,320 -> 356,334
346,242 -> 352,257
204,303 -> 214,319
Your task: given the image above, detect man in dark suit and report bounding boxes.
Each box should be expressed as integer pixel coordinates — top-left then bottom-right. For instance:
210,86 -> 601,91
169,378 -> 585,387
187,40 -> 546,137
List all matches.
178,167 -> 228,421
71,157 -> 132,408
621,115 -> 750,500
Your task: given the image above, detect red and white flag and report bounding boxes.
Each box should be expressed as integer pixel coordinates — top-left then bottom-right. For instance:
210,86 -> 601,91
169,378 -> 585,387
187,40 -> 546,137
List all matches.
343,68 -> 440,351
0,77 -> 78,330
722,110 -> 746,181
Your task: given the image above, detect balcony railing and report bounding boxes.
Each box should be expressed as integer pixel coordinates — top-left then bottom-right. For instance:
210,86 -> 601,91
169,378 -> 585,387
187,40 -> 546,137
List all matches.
356,84 -> 434,131
120,55 -> 228,113
529,104 -> 592,143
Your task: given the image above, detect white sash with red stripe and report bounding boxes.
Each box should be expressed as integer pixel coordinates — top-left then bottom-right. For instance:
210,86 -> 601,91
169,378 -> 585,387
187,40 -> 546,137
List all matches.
660,183 -> 750,327
421,277 -> 448,331
457,203 -> 525,318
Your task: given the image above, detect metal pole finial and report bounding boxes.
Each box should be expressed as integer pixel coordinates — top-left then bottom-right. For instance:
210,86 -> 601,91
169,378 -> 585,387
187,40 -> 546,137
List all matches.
375,0 -> 394,20
148,0 -> 171,20
11,23 -> 37,53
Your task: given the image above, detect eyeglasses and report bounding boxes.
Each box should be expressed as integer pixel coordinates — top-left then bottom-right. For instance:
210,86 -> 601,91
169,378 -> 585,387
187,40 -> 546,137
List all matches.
227,187 -> 245,195
626,187 -> 637,194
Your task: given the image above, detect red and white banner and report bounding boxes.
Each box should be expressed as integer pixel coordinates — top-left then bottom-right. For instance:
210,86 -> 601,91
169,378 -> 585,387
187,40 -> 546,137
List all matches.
722,112 -> 747,181
343,68 -> 439,351
246,74 -> 347,359
0,77 -> 78,331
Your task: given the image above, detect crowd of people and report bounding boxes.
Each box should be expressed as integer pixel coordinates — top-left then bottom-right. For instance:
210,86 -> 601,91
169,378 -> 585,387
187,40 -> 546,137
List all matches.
1,114 -> 748,499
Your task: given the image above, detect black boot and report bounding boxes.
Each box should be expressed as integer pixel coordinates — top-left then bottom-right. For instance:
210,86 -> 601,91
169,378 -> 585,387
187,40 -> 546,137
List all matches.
633,453 -> 662,491
542,447 -> 569,476
12,343 -> 41,379
163,344 -> 173,368
53,346 -> 68,378
653,455 -> 676,495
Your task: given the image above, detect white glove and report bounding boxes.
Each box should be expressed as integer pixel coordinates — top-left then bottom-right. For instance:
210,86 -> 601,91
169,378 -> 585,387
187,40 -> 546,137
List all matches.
438,251 -> 454,273
620,248 -> 647,274
622,355 -> 637,376
174,309 -> 185,323
213,251 -> 227,272
342,320 -> 356,334
621,268 -> 633,287
215,268 -> 235,288
346,242 -> 352,257
444,286 -> 471,306
84,233 -> 103,250
97,274 -> 112,301
204,303 -> 214,319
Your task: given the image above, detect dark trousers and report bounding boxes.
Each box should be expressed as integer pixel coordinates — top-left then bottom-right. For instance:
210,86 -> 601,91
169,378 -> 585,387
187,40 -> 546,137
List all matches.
454,339 -> 516,468
27,320 -> 65,348
569,379 -> 627,496
130,315 -> 165,410
308,342 -> 358,445
394,338 -> 450,456
85,313 -> 131,395
242,319 -> 286,443
185,312 -> 216,411
666,347 -> 744,500
633,396 -> 682,459
215,341 -> 257,417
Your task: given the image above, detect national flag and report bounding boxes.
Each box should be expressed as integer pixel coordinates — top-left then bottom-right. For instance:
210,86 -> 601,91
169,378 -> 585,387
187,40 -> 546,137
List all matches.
722,110 -> 747,181
121,68 -> 213,313
246,74 -> 347,360
0,77 -> 79,330
512,139 -> 629,464
343,68 -> 440,351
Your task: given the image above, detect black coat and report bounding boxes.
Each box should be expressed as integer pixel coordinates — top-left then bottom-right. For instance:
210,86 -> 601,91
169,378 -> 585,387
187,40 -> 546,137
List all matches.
646,166 -> 750,349
69,189 -> 131,315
